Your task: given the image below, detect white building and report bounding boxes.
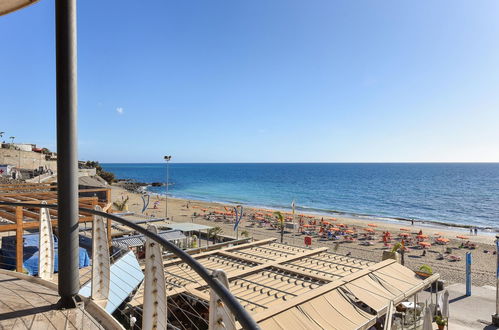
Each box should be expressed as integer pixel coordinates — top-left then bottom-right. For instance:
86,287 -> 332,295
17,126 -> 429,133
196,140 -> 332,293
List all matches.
0,164 -> 14,177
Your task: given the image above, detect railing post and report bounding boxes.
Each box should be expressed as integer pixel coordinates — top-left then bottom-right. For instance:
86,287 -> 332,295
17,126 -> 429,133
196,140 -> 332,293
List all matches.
55,0 -> 80,308
15,206 -> 23,273
38,202 -> 55,280
143,225 -> 167,330
91,205 -> 110,305
209,269 -> 236,330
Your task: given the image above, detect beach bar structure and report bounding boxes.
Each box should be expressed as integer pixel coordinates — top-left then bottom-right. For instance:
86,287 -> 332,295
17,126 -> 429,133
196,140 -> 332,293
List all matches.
129,238 -> 440,329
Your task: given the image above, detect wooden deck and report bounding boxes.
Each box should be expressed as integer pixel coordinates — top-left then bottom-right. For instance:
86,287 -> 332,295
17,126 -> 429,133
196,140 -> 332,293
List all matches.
0,271 -> 107,330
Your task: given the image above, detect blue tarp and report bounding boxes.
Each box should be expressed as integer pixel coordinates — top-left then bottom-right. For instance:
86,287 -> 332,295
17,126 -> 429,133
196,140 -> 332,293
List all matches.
0,233 -> 90,275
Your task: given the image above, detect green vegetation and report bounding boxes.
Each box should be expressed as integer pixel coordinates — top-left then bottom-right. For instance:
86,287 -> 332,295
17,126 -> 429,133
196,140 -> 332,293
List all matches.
391,242 -> 403,253
84,160 -> 115,184
208,226 -> 224,244
434,315 -> 447,326
274,211 -> 285,243
113,196 -> 129,211
419,264 -> 433,275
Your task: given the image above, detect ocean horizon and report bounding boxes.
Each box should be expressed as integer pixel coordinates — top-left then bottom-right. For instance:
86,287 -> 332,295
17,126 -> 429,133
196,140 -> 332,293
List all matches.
102,162 -> 499,230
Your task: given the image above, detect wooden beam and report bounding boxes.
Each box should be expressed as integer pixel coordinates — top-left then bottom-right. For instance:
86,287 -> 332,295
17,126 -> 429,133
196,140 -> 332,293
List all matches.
160,238 -> 278,267
15,207 -> 23,272
0,209 -> 17,222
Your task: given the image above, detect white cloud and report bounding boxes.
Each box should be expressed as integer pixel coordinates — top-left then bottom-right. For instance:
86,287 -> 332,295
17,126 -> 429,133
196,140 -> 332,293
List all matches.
116,107 -> 124,115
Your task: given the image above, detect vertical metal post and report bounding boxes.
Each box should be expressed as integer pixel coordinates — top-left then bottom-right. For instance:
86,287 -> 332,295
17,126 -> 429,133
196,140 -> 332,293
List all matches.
496,236 -> 499,315
55,0 -> 80,308
465,252 -> 472,296
492,235 -> 499,326
15,207 -> 24,273
166,160 -> 169,219
164,156 -> 171,220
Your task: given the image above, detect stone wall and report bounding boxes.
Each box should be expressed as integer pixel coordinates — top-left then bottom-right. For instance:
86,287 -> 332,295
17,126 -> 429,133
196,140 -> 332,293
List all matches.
0,148 -> 57,171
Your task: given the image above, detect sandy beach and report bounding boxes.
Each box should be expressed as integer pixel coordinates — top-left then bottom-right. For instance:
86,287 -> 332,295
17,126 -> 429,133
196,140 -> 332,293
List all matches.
110,185 -> 498,287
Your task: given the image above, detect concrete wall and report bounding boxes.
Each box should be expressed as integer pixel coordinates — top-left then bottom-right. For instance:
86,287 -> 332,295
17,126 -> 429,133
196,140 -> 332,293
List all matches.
78,168 -> 97,177
0,148 -> 57,171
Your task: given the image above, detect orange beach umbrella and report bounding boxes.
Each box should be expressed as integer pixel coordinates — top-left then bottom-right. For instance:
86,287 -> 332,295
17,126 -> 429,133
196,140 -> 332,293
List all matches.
436,237 -> 450,244
368,223 -> 378,227
456,235 -> 469,240
419,241 -> 431,248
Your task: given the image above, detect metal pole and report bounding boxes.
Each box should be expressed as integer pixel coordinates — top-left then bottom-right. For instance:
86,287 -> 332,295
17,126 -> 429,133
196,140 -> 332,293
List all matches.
55,0 -> 80,308
493,235 -> 499,326
166,160 -> 169,219
164,155 -> 171,221
466,252 -> 472,296
496,236 -> 499,315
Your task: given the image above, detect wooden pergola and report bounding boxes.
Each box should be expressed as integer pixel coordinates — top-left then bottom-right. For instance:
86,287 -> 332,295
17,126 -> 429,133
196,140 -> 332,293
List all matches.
0,183 -> 112,272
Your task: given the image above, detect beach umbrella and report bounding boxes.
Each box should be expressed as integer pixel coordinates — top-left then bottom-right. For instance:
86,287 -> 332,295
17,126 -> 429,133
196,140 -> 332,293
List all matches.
330,227 -> 340,232
434,232 -> 443,236
419,241 -> 431,248
417,234 -> 429,239
338,223 -> 347,228
344,229 -> 354,234
368,223 -> 378,227
399,232 -> 410,237
439,289 -> 449,318
323,221 -> 330,225
364,228 -> 374,232
456,235 -> 469,240
436,237 -> 450,244
400,227 -> 410,231
422,306 -> 433,330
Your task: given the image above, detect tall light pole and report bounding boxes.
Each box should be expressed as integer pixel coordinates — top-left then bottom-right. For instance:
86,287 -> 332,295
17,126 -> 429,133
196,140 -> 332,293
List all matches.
164,155 -> 172,221
493,235 -> 499,326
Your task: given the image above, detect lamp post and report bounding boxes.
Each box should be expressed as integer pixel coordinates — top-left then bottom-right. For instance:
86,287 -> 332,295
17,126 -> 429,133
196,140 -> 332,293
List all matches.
493,235 -> 499,326
164,155 -> 172,221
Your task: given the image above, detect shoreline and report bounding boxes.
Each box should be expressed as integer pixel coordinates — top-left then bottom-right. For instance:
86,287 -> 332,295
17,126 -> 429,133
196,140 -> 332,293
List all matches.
110,184 -> 498,286
141,186 -> 499,235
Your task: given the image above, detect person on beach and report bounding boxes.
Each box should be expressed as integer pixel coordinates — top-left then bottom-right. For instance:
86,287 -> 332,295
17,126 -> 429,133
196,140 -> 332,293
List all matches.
474,227 -> 478,235
470,227 -> 473,235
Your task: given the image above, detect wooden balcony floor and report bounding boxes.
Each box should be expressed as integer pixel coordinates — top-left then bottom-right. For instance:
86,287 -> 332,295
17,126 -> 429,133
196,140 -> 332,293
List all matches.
0,272 -> 105,330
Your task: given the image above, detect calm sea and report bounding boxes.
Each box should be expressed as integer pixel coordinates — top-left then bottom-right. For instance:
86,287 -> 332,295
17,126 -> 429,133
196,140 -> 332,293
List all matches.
102,163 -> 499,229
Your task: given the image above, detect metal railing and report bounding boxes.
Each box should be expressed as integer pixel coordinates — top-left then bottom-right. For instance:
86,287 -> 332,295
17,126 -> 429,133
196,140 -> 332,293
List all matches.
0,201 -> 260,330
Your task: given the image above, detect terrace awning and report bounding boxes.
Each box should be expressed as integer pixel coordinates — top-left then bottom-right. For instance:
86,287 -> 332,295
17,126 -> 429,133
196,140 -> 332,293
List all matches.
166,222 -> 212,232
0,0 -> 39,16
257,261 -> 439,330
112,230 -> 186,248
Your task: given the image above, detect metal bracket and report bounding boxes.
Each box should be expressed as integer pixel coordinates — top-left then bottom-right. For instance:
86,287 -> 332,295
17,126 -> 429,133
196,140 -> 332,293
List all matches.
209,269 -> 236,330
143,225 -> 168,330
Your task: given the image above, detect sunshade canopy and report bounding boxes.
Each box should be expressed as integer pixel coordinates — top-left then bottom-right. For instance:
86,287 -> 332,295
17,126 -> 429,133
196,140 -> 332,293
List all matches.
0,0 -> 39,16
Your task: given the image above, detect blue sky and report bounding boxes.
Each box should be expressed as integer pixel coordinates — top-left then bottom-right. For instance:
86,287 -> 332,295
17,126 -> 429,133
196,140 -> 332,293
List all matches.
1,0 -> 499,162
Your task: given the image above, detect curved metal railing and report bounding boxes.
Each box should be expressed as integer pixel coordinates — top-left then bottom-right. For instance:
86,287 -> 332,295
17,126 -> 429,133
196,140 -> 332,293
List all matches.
0,201 -> 260,330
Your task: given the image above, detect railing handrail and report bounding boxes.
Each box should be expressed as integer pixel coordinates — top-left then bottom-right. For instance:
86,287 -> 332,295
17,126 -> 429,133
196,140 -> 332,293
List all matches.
0,201 -> 260,330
